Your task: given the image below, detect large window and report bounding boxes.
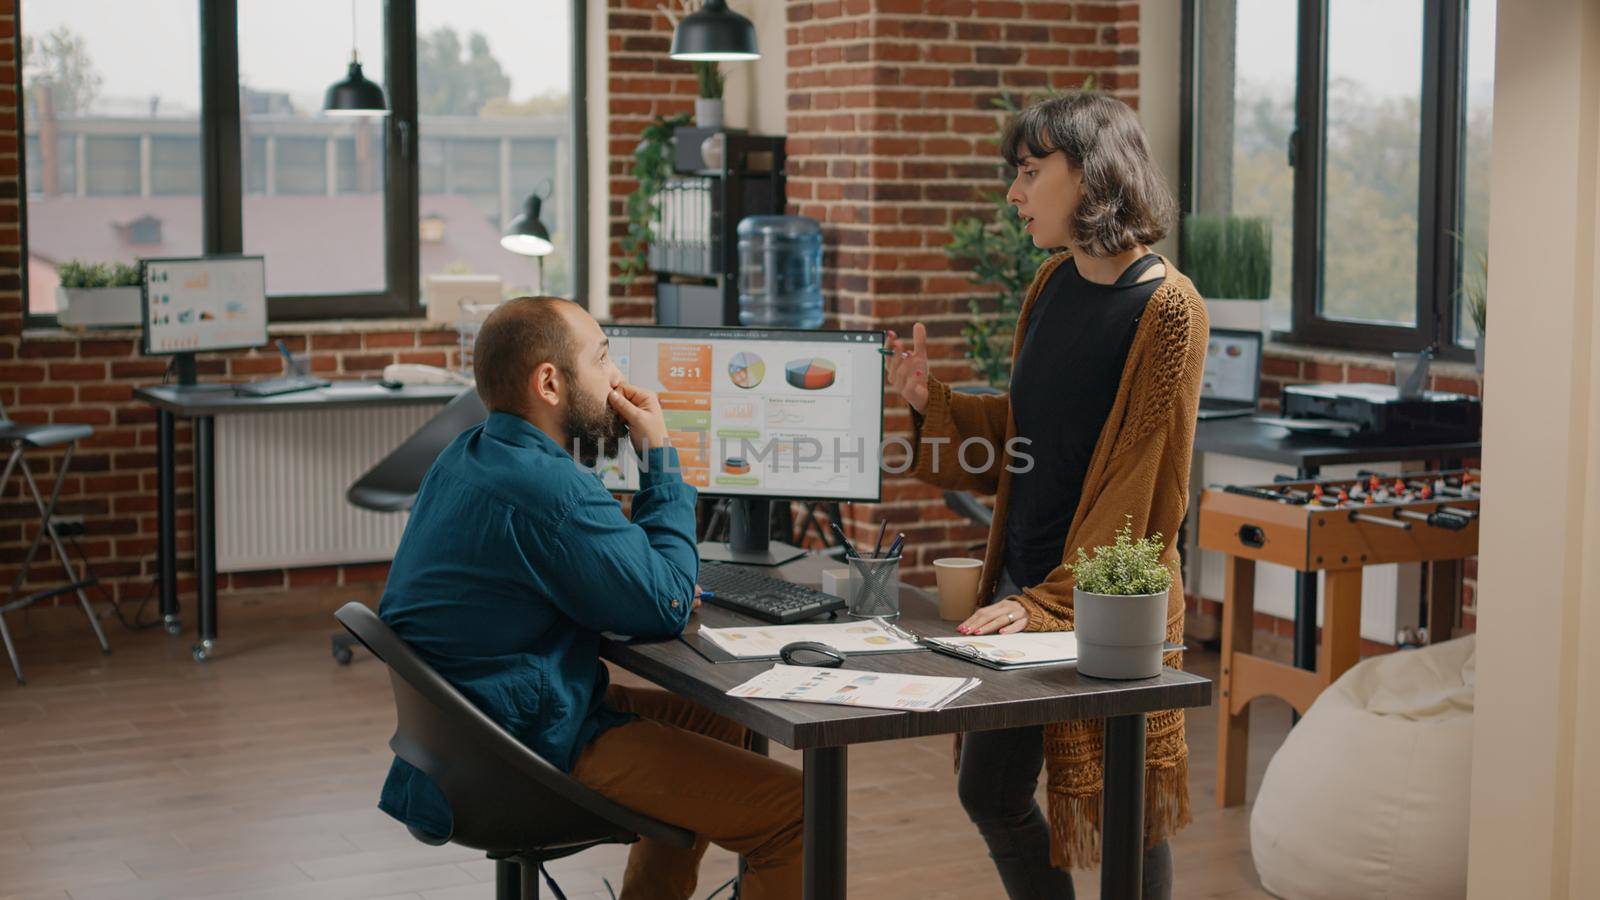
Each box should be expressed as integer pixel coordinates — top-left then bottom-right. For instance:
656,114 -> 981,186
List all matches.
20,0 -> 585,324
1184,0 -> 1494,357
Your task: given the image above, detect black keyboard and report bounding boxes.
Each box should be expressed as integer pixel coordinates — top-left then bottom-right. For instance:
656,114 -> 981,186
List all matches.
697,560 -> 846,624
234,375 -> 332,397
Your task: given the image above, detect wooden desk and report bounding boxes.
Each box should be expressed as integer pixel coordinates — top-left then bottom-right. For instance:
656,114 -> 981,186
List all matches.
135,382 -> 462,661
603,553 -> 1212,898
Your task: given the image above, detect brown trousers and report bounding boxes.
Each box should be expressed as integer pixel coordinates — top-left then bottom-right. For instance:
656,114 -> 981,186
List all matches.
571,685 -> 804,900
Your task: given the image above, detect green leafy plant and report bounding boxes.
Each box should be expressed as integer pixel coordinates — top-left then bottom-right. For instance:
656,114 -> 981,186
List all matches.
1066,516 -> 1173,596
56,259 -> 140,288
1180,215 -> 1272,299
693,61 -> 724,100
618,113 -> 691,286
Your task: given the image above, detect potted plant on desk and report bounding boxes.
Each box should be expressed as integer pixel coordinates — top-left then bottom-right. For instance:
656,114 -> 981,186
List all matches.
1067,516 -> 1174,680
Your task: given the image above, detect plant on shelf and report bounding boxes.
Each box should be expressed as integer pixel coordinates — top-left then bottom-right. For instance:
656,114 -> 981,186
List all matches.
1066,516 -> 1173,597
945,81 -> 1099,388
1180,214 -> 1272,300
56,259 -> 141,288
694,60 -> 724,101
619,113 -> 692,286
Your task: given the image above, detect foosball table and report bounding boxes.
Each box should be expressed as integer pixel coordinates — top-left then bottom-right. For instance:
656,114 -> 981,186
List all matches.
1197,469 -> 1481,806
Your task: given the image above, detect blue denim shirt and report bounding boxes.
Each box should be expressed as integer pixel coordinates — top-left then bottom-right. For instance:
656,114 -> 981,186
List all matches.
376,411 -> 698,837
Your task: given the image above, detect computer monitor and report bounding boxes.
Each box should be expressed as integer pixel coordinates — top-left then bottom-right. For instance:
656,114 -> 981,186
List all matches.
140,256 -> 269,386
598,324 -> 886,565
1201,328 -> 1263,408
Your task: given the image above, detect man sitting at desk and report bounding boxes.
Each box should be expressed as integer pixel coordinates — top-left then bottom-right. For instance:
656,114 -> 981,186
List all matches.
377,297 -> 803,898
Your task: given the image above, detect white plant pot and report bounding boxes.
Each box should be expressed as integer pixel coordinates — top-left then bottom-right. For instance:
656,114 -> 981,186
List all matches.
1073,587 -> 1169,680
694,98 -> 724,130
56,285 -> 143,328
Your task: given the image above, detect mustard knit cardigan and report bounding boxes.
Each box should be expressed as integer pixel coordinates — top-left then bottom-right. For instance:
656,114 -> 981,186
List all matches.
910,250 -> 1209,868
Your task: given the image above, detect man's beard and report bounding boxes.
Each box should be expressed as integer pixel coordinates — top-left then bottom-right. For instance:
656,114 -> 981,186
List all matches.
565,384 -> 629,468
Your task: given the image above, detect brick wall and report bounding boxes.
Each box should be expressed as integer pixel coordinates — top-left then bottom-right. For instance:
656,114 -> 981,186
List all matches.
783,0 -> 1142,585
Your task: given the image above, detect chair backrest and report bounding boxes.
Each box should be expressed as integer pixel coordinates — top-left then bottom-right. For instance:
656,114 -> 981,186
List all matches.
347,388 -> 488,512
334,602 -> 695,854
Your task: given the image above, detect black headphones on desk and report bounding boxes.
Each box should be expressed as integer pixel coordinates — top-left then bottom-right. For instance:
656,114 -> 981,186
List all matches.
779,641 -> 846,668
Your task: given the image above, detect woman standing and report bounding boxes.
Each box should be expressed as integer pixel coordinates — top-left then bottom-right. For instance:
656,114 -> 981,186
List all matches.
887,92 -> 1208,898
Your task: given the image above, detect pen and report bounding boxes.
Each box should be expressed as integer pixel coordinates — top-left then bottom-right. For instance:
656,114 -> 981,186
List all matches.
830,522 -> 860,559
871,520 -> 889,559
886,533 -> 905,559
696,590 -> 716,600
275,339 -> 301,375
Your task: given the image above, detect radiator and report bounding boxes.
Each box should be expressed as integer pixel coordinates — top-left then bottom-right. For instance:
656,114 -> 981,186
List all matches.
216,404 -> 446,572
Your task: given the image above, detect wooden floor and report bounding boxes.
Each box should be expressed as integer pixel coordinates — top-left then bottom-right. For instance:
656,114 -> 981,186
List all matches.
0,591 -> 1292,900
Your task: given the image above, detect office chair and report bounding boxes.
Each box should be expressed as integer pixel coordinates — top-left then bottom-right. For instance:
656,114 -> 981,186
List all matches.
334,602 -> 696,899
334,388 -> 488,664
0,403 -> 110,684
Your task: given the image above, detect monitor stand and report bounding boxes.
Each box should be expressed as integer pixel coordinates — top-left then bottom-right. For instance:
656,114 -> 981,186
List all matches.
698,497 -> 806,567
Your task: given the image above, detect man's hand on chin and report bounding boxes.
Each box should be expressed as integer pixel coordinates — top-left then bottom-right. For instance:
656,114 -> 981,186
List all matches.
607,382 -> 670,458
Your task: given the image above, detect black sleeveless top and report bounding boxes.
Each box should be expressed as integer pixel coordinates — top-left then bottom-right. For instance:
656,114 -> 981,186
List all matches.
1002,253 -> 1165,588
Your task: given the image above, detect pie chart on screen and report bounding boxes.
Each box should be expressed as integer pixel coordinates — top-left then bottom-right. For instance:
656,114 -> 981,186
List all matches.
727,351 -> 766,389
785,357 -> 837,390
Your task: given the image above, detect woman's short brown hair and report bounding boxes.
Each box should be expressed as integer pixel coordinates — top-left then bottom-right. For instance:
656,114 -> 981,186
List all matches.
1001,92 -> 1176,258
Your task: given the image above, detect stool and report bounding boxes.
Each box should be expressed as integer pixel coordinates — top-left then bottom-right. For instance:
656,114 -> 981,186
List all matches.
0,409 -> 110,684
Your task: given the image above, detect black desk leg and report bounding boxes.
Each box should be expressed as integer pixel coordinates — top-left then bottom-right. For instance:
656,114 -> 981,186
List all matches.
1101,713 -> 1147,900
1292,464 -> 1321,724
193,416 -> 218,662
803,746 -> 847,900
156,409 -> 180,634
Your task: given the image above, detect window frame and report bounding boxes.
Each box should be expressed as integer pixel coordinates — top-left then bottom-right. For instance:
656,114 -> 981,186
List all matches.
20,0 -> 589,327
1179,0 -> 1476,363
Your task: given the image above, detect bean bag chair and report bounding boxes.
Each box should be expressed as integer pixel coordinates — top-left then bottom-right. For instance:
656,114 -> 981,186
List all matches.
1250,635 -> 1476,899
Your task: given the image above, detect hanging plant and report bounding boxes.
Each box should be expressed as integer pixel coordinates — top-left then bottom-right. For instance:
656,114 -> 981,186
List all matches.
619,113 -> 691,286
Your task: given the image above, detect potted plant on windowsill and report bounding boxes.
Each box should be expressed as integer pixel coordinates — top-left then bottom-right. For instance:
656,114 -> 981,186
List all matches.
1462,251 -> 1488,374
55,260 -> 143,329
1182,214 -> 1273,335
1066,516 -> 1174,680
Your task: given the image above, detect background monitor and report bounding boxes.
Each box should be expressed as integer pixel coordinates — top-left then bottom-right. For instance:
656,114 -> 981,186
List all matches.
599,325 -> 886,564
1202,328 -> 1264,404
141,256 -> 268,384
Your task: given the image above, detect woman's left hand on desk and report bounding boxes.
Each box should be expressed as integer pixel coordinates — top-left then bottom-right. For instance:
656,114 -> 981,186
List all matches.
959,598 -> 1029,635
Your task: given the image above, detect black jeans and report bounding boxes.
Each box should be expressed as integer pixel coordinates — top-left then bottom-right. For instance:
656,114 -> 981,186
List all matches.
957,725 -> 1173,899
957,569 -> 1172,899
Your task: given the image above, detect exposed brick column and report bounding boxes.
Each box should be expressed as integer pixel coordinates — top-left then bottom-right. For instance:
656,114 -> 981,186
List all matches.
604,0 -> 702,323
783,0 -> 1142,584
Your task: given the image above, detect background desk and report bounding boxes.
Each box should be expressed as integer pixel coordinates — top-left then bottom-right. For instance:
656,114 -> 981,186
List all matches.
603,553 -> 1212,899
1190,418 -> 1481,673
136,382 -> 461,661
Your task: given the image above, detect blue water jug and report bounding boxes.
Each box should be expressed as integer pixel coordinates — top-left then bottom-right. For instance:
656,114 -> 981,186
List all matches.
737,215 -> 824,328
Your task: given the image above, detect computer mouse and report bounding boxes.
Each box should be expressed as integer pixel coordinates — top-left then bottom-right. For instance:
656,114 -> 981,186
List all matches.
779,641 -> 845,668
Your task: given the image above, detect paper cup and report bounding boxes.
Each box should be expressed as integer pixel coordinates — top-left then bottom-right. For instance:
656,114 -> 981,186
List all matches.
934,557 -> 984,621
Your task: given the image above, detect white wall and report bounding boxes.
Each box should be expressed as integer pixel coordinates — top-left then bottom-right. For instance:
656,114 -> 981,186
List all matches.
1140,1 -> 1183,262
1466,0 -> 1600,895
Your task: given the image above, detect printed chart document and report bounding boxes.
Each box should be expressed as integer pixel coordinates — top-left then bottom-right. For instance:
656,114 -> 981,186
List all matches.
695,617 -> 923,663
726,665 -> 981,712
924,632 -> 1081,670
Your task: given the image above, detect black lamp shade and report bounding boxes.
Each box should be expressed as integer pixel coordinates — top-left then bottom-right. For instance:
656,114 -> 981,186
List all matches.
669,0 -> 759,61
324,59 -> 389,116
502,194 -> 554,256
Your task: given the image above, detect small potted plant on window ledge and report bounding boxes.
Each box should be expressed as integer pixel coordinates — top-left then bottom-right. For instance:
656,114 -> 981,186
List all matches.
55,260 -> 143,329
1181,214 -> 1273,335
1066,516 -> 1174,680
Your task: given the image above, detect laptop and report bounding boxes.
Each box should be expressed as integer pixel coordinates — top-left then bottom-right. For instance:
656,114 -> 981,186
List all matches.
1197,328 -> 1263,420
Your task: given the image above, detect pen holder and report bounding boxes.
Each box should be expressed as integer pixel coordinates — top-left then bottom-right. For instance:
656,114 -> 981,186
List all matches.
846,555 -> 901,620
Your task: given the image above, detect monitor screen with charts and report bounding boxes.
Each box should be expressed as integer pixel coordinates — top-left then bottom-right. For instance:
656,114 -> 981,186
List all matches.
1201,328 -> 1263,405
598,325 -> 886,502
140,256 -> 268,356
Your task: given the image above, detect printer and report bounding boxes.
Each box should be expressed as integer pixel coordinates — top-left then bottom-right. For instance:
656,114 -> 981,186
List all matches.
1279,382 -> 1481,443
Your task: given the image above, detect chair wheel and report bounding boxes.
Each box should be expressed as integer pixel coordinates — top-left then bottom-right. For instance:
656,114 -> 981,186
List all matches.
333,647 -> 353,665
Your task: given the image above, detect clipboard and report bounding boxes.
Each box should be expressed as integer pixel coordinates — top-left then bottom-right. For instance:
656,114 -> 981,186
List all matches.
685,618 -> 928,665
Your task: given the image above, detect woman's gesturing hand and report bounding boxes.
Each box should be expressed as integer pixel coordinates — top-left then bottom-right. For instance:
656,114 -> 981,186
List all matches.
885,322 -> 930,415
